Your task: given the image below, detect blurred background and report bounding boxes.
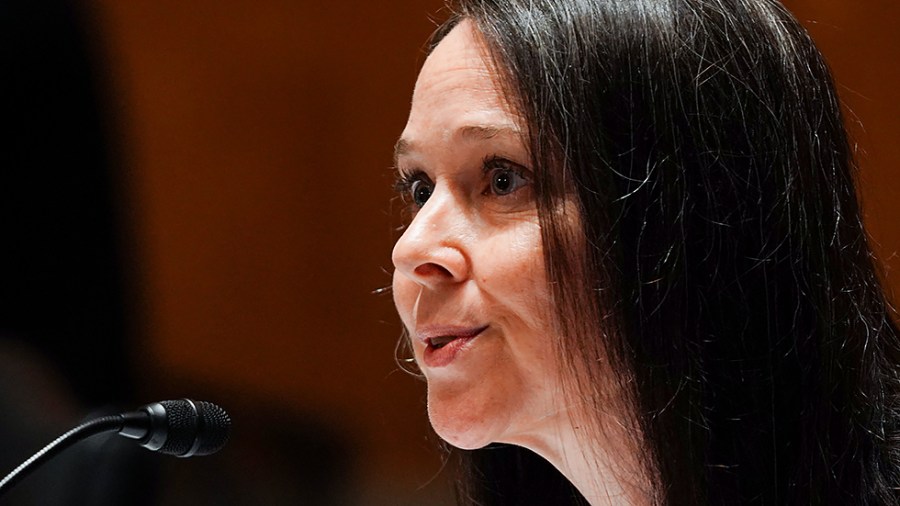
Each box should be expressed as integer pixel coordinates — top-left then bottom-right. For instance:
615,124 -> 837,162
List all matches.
0,0 -> 896,504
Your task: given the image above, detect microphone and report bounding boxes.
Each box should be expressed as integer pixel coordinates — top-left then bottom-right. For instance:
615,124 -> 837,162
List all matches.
0,399 -> 231,497
119,399 -> 232,457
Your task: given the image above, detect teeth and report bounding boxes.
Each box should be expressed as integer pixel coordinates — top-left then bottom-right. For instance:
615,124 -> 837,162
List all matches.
429,336 -> 456,349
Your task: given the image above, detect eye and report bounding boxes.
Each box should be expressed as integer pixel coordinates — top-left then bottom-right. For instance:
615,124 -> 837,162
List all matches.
394,170 -> 434,208
485,158 -> 529,196
411,178 -> 434,207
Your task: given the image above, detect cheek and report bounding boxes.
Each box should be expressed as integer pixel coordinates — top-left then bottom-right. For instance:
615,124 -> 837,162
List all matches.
479,226 -> 559,394
479,225 -> 551,328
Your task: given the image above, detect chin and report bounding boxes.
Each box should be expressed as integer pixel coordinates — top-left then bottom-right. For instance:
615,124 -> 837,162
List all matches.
426,387 -> 510,451
428,411 -> 493,450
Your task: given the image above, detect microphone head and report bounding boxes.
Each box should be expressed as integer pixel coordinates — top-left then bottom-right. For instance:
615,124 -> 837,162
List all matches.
141,399 -> 232,457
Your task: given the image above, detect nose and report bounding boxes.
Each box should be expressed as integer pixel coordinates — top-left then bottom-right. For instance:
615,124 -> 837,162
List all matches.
391,189 -> 470,289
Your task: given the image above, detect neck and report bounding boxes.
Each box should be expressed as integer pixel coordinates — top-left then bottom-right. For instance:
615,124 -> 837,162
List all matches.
501,407 -> 653,505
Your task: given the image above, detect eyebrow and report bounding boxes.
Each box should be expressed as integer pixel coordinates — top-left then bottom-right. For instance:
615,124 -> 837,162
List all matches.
393,124 -> 522,167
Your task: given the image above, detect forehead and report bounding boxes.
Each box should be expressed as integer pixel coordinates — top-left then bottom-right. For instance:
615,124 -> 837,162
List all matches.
414,21 -> 497,102
400,21 -> 523,150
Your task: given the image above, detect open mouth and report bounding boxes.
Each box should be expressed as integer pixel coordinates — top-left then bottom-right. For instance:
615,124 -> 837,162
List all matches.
425,325 -> 488,349
427,335 -> 459,350
417,325 -> 489,367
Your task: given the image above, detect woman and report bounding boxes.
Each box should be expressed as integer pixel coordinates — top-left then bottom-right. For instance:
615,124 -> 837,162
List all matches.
391,0 -> 900,504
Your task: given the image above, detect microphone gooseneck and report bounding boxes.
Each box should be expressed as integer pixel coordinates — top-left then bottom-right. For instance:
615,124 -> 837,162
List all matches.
0,399 -> 231,498
0,415 -> 123,496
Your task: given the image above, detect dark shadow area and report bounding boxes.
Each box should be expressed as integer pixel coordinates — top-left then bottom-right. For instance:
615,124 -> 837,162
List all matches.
0,0 -> 160,503
0,0 -> 132,409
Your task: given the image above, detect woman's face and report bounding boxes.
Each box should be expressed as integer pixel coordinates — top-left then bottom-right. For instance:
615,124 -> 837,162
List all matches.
392,21 -> 564,450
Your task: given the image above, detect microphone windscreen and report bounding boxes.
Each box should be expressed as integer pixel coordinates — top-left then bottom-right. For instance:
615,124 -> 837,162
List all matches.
157,399 -> 231,457
193,400 -> 231,456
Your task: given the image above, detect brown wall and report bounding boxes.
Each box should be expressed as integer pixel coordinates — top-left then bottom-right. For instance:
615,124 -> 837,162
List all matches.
92,0 -> 898,502
784,0 -> 900,294
95,0 -> 449,502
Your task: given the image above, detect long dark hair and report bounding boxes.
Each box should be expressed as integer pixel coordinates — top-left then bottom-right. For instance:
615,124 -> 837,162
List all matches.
425,1 -> 900,504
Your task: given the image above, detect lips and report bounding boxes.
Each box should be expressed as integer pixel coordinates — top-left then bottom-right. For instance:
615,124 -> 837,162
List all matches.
419,325 -> 488,368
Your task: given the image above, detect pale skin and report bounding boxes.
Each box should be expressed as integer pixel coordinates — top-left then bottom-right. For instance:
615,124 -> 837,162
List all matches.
391,21 -> 649,505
